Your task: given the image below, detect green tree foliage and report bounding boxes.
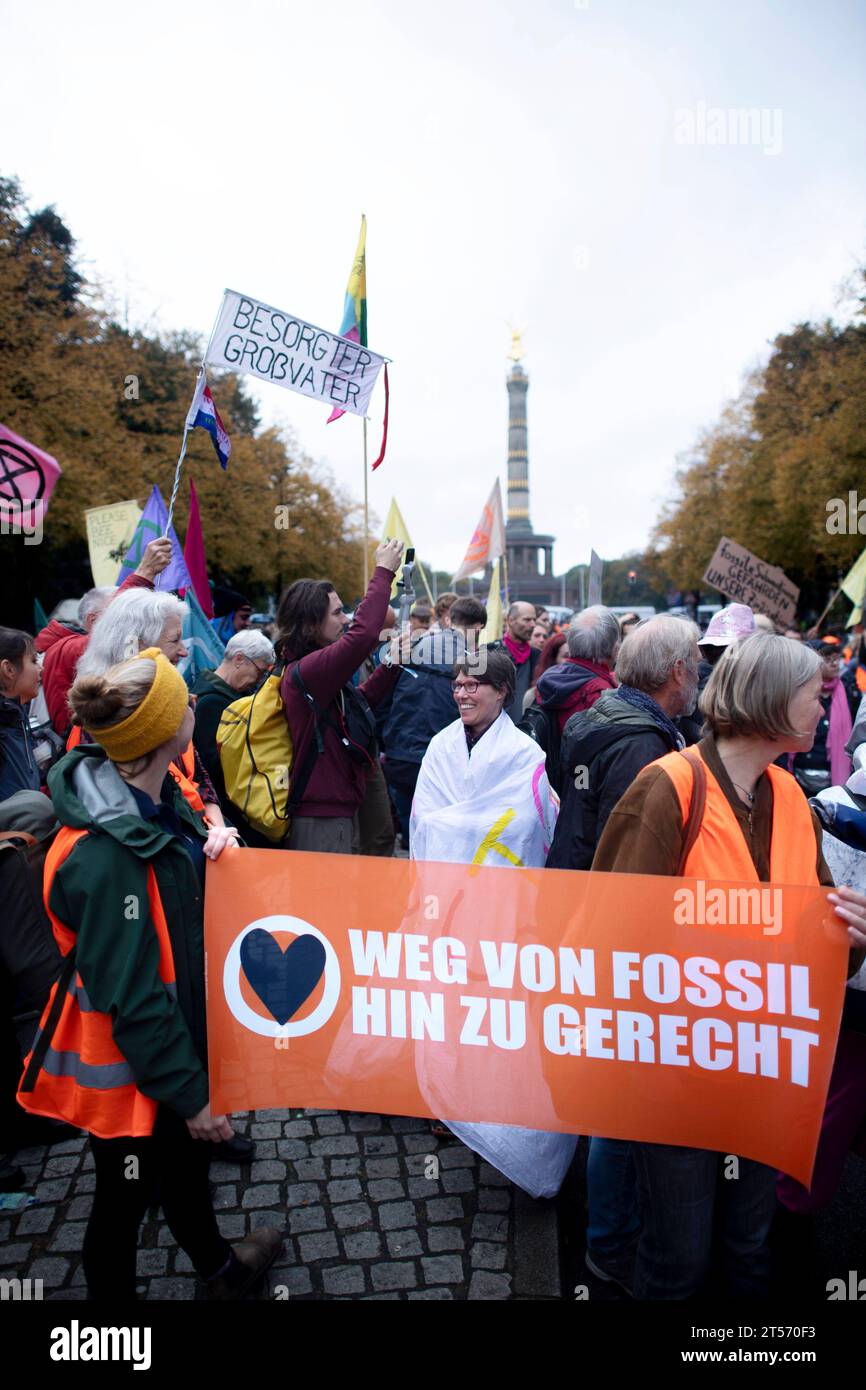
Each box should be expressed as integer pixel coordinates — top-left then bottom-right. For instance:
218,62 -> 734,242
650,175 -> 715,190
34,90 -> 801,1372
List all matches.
653,274 -> 866,616
0,175 -> 366,627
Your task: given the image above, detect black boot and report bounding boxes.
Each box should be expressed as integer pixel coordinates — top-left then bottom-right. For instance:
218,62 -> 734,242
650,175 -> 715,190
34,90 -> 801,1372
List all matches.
209,1131 -> 256,1165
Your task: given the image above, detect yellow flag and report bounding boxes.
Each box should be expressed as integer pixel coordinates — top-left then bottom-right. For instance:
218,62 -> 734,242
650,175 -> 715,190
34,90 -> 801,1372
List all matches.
479,558 -> 503,644
841,546 -> 866,606
380,497 -> 434,603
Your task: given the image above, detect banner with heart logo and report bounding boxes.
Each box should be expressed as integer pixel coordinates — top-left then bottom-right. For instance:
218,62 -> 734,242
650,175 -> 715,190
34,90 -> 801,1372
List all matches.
205,850 -> 849,1187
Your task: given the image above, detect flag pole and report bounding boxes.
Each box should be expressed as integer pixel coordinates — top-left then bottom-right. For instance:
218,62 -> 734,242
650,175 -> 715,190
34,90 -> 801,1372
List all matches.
165,363 -> 206,537
165,428 -> 191,538
363,418 -> 370,591
811,585 -> 842,632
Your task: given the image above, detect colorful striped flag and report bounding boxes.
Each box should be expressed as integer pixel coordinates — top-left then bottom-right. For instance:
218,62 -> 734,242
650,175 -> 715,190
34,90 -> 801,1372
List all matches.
327,216 -> 367,423
186,374 -> 232,468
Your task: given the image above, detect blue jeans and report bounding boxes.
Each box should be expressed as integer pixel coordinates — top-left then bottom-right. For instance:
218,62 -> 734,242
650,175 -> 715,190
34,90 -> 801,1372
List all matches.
586,1136 -> 640,1252
631,1142 -> 777,1299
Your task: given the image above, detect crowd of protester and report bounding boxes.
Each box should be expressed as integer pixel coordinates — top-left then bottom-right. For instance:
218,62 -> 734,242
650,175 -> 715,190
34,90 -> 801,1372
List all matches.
1,538 -> 865,1302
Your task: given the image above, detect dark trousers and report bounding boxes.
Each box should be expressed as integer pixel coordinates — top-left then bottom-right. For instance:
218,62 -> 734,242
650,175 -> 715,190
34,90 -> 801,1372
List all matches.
358,762 -> 396,857
384,759 -> 420,848
632,1142 -> 777,1299
85,1105 -> 230,1300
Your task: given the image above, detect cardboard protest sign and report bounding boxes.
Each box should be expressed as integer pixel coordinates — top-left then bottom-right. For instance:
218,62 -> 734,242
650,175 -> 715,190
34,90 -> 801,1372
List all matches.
84,500 -> 142,586
703,537 -> 799,627
205,290 -> 386,418
206,853 -> 848,1186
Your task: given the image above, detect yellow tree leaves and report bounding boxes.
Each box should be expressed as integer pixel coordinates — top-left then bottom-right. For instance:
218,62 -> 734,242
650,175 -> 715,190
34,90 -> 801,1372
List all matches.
0,175 -> 366,606
653,294 -> 866,596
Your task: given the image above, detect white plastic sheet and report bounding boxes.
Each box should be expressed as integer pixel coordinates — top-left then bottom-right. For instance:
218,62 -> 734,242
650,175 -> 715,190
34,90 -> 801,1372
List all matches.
411,711 -> 576,1198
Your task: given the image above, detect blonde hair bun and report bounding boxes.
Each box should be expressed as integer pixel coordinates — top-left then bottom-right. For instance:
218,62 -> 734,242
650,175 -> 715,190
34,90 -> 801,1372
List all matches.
68,672 -> 128,728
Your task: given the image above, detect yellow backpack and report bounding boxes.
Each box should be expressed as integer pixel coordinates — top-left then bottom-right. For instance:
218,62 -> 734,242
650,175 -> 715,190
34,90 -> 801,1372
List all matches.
216,667 -> 294,843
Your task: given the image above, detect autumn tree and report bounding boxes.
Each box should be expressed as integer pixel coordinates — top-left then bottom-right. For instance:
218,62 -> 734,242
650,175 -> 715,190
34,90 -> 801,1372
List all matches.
652,271 -> 866,619
0,174 -> 366,627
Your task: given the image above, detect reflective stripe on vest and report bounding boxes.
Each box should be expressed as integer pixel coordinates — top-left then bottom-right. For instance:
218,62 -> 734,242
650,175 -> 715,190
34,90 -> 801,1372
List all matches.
16,825 -> 179,1139
653,746 -> 820,885
169,742 -> 205,815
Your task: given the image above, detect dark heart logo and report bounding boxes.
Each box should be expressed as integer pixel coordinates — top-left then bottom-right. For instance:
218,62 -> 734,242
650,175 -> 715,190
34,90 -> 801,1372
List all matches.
240,929 -> 327,1027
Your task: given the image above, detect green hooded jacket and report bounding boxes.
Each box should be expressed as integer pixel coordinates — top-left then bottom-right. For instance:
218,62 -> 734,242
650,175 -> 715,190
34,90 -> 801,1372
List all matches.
44,745 -> 211,1120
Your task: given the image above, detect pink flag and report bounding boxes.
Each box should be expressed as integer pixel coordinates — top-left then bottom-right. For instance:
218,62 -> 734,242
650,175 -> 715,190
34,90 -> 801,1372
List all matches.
183,478 -> 213,618
0,423 -> 62,523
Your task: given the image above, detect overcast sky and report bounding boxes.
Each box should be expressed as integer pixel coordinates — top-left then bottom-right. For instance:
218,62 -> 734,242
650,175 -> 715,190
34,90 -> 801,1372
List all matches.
3,0 -> 865,576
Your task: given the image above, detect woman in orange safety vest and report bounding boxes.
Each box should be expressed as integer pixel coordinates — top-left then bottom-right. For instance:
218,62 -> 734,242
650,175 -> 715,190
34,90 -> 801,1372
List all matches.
18,650 -> 281,1300
591,632 -> 866,1301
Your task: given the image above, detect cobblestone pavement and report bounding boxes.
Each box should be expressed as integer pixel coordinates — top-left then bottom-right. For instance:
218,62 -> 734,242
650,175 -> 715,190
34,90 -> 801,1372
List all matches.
2,1109 -> 559,1301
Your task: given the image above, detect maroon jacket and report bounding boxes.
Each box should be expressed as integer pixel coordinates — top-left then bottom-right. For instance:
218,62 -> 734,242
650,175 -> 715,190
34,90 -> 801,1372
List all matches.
535,656 -> 617,732
35,575 -> 154,736
280,567 -> 398,818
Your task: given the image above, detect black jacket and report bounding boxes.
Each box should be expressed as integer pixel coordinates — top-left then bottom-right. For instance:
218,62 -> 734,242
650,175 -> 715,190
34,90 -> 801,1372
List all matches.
546,689 -> 682,871
486,641 -> 540,723
380,629 -> 469,765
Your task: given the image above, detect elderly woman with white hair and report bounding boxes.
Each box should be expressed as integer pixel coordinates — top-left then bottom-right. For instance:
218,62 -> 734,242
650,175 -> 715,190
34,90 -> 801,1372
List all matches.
73,588 -> 233,840
592,632 -> 866,1300
191,629 -> 276,848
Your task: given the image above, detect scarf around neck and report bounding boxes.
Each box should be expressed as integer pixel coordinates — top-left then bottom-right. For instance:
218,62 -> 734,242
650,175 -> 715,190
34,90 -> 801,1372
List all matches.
823,677 -> 853,786
615,684 -> 684,750
503,633 -> 531,665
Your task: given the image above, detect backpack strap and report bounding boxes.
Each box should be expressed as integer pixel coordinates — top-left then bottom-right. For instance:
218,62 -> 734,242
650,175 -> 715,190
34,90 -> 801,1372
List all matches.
676,746 -> 708,875
0,830 -> 38,847
288,663 -> 328,811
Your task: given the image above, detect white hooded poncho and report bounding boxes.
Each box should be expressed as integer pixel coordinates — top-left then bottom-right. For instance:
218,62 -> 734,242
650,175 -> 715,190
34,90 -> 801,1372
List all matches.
410,710 -> 576,1198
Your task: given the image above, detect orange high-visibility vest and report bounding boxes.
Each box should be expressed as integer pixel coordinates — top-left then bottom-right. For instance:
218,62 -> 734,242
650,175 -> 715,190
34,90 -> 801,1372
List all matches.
17,826 -> 178,1138
171,742 -> 206,815
65,729 -> 205,815
654,746 -> 820,885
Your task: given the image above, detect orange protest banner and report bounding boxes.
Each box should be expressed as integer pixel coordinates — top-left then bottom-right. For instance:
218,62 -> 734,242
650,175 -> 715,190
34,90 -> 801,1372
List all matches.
205,850 -> 849,1186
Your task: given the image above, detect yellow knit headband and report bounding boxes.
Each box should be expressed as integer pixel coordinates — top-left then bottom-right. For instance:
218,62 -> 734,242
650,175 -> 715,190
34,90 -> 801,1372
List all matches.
84,647 -> 190,762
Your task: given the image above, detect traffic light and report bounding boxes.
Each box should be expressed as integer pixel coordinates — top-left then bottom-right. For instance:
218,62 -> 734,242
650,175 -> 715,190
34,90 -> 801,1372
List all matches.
627,570 -> 637,588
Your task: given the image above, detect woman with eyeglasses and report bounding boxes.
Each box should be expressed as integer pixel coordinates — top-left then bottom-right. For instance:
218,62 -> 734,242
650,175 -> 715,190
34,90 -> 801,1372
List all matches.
191,629 -> 276,847
410,649 -> 558,866
410,649 -> 573,1197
